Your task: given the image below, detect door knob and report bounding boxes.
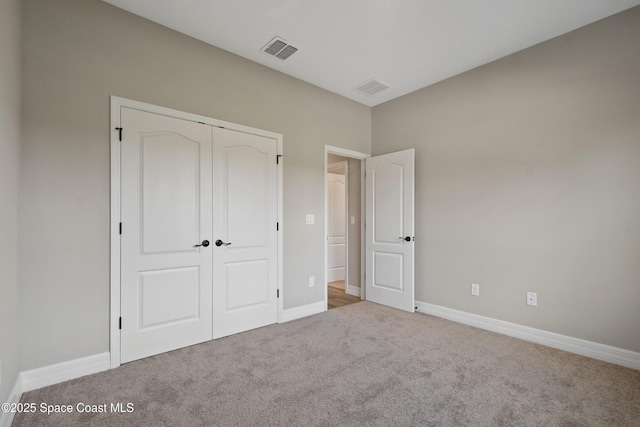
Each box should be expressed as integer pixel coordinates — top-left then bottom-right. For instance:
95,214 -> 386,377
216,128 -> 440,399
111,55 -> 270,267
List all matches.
399,236 -> 411,242
215,239 -> 232,247
194,240 -> 210,247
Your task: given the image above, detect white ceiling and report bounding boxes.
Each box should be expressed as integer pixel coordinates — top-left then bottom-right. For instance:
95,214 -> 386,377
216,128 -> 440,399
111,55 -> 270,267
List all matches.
101,0 -> 640,107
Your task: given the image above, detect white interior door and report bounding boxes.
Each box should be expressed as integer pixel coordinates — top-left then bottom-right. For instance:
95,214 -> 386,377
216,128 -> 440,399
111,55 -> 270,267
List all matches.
120,108 -> 213,363
327,171 -> 346,282
211,127 -> 278,339
365,149 -> 415,312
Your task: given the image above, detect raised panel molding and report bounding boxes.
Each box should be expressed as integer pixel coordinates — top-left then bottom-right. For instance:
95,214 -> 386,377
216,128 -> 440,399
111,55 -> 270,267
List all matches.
415,301 -> 640,371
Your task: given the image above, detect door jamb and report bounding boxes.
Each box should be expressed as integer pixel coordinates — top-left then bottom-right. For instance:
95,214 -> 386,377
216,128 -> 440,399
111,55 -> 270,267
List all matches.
110,96 -> 284,369
324,145 -> 370,310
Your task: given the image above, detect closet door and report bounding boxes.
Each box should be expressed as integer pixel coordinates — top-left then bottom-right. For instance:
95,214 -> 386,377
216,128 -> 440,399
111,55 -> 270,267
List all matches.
120,107 -> 213,363
211,127 -> 279,339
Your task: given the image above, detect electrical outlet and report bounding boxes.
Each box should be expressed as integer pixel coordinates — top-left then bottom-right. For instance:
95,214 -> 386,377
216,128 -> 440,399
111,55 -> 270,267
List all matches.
471,283 -> 480,296
350,216 -> 356,225
309,276 -> 315,287
527,291 -> 537,306
306,214 -> 314,225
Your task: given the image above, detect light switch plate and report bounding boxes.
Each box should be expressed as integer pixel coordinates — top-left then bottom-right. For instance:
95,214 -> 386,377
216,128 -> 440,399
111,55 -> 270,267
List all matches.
471,283 -> 480,296
306,214 -> 314,225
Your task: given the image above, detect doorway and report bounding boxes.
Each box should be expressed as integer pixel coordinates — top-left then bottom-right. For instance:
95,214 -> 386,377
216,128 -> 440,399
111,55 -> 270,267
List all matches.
325,146 -> 368,310
324,145 -> 415,313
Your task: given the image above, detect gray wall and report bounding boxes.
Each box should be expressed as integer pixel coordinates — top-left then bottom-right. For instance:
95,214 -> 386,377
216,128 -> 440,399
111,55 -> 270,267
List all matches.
0,0 -> 21,404
20,0 -> 370,370
372,7 -> 640,352
327,154 -> 362,290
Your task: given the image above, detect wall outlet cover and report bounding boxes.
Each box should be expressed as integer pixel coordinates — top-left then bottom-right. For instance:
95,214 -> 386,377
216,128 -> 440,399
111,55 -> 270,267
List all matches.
527,291 -> 537,306
306,214 -> 314,225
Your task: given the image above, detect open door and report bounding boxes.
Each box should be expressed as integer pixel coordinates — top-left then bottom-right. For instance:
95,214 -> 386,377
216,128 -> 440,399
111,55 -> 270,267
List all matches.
365,149 -> 415,312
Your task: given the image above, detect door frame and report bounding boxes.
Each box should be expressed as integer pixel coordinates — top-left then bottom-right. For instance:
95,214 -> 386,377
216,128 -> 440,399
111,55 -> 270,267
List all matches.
324,145 -> 369,309
110,96 -> 283,369
327,161 -> 348,285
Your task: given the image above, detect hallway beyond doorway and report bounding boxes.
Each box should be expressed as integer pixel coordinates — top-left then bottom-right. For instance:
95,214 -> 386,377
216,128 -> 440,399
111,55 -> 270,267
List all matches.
328,281 -> 361,310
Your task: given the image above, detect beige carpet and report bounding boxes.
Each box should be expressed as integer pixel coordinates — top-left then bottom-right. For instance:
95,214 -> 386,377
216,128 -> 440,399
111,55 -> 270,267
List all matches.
15,302 -> 640,426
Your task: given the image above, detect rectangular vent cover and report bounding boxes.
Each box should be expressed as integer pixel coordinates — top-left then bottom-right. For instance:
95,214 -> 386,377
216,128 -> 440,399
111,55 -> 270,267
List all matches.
354,79 -> 390,96
261,37 -> 298,60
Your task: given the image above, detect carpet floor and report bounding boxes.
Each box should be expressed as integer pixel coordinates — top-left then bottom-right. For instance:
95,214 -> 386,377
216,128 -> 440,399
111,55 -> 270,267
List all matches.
14,301 -> 640,426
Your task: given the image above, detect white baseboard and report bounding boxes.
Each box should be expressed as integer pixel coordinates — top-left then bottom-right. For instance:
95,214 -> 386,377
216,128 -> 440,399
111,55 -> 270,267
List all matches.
327,270 -> 345,283
0,352 -> 110,427
416,301 -> 640,371
21,352 -> 111,393
0,378 -> 23,427
346,284 -> 361,297
281,301 -> 326,322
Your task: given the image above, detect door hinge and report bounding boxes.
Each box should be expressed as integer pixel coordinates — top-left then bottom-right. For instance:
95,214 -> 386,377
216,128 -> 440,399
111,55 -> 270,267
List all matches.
115,127 -> 123,141
119,317 -> 122,330
277,222 -> 279,231
119,222 -> 122,235
277,154 -> 282,164
277,289 -> 280,298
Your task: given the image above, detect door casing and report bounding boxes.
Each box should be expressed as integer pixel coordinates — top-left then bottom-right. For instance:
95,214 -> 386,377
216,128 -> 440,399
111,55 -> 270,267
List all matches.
110,96 -> 283,369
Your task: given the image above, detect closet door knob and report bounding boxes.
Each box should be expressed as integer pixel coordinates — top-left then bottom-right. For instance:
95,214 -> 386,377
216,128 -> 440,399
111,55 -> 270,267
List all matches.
215,239 -> 232,247
194,240 -> 210,247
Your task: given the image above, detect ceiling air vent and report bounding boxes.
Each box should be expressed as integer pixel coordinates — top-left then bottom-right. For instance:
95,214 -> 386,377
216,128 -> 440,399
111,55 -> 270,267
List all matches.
353,79 -> 390,96
261,36 -> 298,60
